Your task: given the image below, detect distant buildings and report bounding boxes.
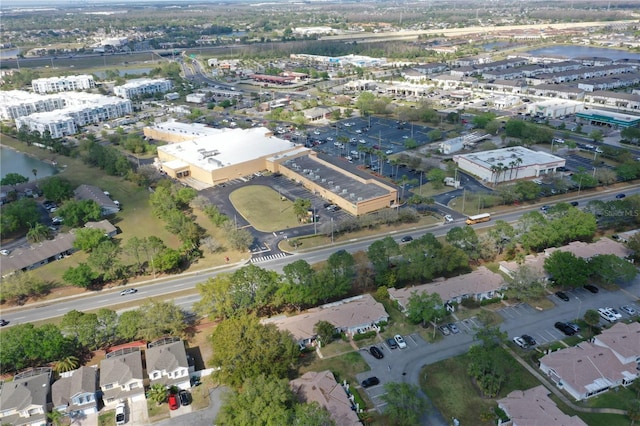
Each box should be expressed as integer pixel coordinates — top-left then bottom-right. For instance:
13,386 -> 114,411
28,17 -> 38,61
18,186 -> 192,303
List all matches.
113,78 -> 172,99
31,75 -> 95,94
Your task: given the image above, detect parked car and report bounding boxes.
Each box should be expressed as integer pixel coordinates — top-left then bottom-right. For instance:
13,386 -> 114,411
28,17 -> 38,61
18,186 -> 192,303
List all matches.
168,393 -> 179,410
620,305 -> 637,316
178,390 -> 191,406
513,337 -> 528,349
115,402 -> 126,425
570,201 -> 579,207
361,377 -> 380,388
598,308 -> 617,323
438,325 -> 451,336
386,337 -> 398,349
369,346 -> 384,359
400,235 -> 413,243
555,291 -> 570,302
583,284 -> 599,294
555,322 -> 576,336
120,288 -> 137,296
394,334 -> 407,349
448,323 -> 460,334
606,307 -> 622,320
521,335 -> 537,346
0,249 -> 10,256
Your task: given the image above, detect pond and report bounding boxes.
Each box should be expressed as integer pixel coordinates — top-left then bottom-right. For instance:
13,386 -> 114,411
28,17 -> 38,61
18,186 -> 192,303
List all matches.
0,146 -> 58,181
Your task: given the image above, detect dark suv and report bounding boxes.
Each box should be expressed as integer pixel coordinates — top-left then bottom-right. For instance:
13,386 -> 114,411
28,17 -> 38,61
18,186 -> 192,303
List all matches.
178,390 -> 190,406
555,322 -> 576,336
555,291 -> 570,302
386,338 -> 398,349
369,346 -> 384,359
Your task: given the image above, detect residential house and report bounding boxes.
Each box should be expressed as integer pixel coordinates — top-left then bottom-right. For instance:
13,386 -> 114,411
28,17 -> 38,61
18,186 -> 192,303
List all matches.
146,338 -> 193,390
544,238 -> 633,261
593,322 -> 640,365
99,348 -> 145,406
497,385 -> 587,426
263,294 -> 389,347
51,366 -> 98,417
539,341 -> 638,401
84,219 -> 117,238
290,371 -> 361,426
0,231 -> 76,278
74,184 -> 120,216
0,368 -> 52,426
389,266 -> 505,311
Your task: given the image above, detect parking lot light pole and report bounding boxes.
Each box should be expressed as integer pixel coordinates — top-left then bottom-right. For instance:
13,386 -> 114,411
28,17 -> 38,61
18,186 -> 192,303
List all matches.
576,297 -> 582,321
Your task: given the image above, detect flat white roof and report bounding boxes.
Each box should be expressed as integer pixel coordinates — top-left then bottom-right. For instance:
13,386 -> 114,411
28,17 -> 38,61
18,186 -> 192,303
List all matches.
455,146 -> 564,169
157,126 -> 299,171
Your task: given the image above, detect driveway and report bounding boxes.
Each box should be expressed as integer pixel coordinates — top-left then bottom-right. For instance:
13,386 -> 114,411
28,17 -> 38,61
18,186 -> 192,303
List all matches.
154,386 -> 230,426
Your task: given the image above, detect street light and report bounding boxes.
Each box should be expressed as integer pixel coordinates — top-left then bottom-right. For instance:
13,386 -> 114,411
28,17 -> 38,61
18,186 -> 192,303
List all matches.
331,217 -> 334,244
575,297 -> 583,322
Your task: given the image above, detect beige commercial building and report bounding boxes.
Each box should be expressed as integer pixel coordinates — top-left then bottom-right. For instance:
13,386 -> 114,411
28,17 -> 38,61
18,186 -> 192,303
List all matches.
149,121 -> 398,216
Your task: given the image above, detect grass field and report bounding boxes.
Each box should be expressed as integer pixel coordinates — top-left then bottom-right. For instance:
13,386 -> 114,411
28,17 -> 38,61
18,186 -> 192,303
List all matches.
420,349 -> 541,425
298,351 -> 370,385
229,185 -> 302,232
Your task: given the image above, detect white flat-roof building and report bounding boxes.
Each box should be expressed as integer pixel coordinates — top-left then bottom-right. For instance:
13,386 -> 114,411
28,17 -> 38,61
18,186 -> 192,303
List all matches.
453,147 -> 565,184
113,78 -> 172,99
14,93 -> 132,138
0,90 -> 66,120
31,75 -> 95,94
526,99 -> 585,118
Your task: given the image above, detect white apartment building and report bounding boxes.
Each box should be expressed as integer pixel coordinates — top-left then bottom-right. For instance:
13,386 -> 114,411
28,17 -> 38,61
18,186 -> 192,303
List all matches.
12,92 -> 132,138
31,74 -> 96,94
0,90 -> 66,120
113,78 -> 172,99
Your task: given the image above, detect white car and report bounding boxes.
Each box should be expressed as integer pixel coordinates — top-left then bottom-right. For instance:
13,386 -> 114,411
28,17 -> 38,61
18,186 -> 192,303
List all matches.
115,402 -> 126,425
598,308 -> 617,323
120,288 -> 137,296
513,337 -> 528,349
0,249 -> 10,256
620,305 -> 637,316
394,334 -> 407,349
444,214 -> 454,223
606,307 -> 622,320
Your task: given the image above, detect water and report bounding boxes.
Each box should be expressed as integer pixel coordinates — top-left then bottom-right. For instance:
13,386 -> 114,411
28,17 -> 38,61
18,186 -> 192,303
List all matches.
0,146 -> 58,181
482,42 -> 518,51
526,45 -> 640,61
0,48 -> 20,59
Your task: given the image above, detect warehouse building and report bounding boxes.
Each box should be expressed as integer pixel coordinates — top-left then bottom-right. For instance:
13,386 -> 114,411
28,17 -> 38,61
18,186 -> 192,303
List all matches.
453,147 -> 565,184
526,99 -> 585,118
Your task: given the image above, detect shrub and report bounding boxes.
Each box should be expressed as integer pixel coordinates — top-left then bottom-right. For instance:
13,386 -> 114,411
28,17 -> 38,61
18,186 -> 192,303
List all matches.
352,330 -> 377,341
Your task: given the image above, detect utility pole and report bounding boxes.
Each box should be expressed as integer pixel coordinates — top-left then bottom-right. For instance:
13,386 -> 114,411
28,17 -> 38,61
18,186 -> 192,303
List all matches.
331,218 -> 334,244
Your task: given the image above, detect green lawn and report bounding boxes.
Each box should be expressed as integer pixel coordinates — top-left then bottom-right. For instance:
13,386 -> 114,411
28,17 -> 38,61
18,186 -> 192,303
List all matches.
548,394 -> 630,426
229,185 -> 302,232
298,351 -> 370,385
420,349 -> 541,425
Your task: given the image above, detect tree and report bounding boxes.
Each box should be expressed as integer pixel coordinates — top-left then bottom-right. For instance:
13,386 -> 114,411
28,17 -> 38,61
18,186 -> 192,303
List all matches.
53,355 -> 79,374
73,228 -> 108,252
544,251 -> 590,288
32,168 -> 38,184
0,173 -> 29,186
209,314 -> 299,387
41,176 -> 73,202
367,236 -> 400,282
446,226 -> 480,260
426,168 -> 445,189
1,198 -> 40,237
88,240 -> 122,281
136,300 -> 187,341
116,310 -> 143,341
278,260 -> 317,310
588,254 -> 637,285
292,402 -> 335,426
381,382 -> 429,426
58,199 -> 102,227
47,408 -> 65,426
583,309 -> 600,337
60,310 -> 100,349
293,198 -> 312,221
406,292 -> 446,332
218,375 -> 295,425
628,399 -> 640,426
62,263 -> 97,288
314,320 -> 336,346
0,270 -> 48,304
26,223 -> 50,243
147,383 -> 169,406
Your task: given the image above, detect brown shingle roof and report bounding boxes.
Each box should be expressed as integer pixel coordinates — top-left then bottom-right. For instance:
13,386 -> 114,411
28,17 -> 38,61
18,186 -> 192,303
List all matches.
593,322 -> 640,361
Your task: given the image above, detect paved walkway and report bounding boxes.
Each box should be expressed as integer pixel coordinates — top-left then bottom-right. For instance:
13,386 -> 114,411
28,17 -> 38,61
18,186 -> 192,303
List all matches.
502,344 -> 627,415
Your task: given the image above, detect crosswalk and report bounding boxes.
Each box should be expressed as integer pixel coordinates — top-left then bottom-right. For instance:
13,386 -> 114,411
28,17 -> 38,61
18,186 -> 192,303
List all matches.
251,253 -> 289,263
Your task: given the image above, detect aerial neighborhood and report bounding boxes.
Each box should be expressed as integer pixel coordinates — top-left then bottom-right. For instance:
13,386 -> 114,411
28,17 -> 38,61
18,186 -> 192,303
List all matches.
1,1 -> 640,425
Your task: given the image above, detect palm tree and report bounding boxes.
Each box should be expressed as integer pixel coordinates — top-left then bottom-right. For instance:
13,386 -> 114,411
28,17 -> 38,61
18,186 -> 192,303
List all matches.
147,383 -> 169,406
513,157 -> 523,179
53,355 -> 79,373
47,409 -> 65,426
27,223 -> 50,243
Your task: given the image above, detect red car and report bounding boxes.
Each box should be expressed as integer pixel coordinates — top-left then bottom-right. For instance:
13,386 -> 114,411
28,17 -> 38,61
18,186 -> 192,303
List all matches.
168,393 -> 179,410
